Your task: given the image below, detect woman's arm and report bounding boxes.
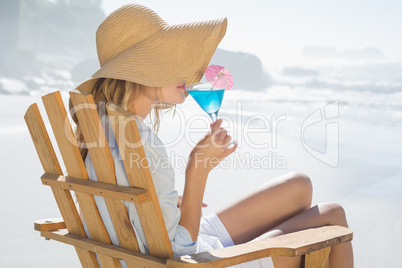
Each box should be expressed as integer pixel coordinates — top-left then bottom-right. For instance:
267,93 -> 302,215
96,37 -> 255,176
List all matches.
178,119 -> 237,240
177,195 -> 207,208
178,167 -> 208,240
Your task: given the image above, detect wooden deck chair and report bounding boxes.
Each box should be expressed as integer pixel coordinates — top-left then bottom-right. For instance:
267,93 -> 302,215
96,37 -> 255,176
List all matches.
25,90 -> 353,268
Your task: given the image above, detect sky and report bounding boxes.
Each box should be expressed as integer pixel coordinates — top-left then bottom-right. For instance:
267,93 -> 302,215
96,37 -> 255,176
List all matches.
101,0 -> 402,64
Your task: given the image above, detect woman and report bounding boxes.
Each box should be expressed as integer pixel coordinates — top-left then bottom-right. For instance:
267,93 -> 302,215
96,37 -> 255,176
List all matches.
72,4 -> 353,268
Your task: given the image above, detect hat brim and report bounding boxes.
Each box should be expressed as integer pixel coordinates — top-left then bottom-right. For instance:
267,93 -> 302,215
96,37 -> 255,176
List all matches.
77,17 -> 227,100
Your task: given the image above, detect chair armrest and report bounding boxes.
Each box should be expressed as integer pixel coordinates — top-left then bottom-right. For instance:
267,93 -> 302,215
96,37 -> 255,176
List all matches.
34,218 -> 66,231
167,225 -> 353,267
40,229 -> 167,268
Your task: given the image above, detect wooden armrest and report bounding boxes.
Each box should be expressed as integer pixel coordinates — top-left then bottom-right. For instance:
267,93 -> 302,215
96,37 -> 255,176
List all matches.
40,230 -> 167,268
167,225 -> 353,267
34,218 -> 66,231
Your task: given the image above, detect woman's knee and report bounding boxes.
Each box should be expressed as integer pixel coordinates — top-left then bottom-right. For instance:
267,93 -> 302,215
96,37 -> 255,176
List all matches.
288,171 -> 312,188
319,202 -> 349,227
286,172 -> 313,207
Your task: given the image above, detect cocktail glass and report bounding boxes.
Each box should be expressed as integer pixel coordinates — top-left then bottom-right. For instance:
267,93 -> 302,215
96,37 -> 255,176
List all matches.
185,77 -> 228,122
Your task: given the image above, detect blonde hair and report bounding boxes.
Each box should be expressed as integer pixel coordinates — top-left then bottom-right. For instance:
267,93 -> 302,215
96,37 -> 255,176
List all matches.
70,78 -> 173,160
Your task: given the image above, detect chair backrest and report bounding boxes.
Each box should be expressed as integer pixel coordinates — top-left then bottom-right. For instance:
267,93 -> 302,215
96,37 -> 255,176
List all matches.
25,90 -> 174,268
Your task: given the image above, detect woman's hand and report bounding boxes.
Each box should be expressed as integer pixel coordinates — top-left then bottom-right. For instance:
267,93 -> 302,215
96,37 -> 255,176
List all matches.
186,118 -> 237,175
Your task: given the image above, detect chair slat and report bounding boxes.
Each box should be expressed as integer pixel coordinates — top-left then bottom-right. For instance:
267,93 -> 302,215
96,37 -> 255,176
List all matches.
42,91 -> 122,268
69,90 -> 140,260
24,104 -> 99,268
106,103 -> 174,259
40,173 -> 150,204
25,104 -> 63,175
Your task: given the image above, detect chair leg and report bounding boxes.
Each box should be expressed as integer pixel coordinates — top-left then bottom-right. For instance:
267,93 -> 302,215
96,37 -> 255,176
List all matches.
305,247 -> 331,268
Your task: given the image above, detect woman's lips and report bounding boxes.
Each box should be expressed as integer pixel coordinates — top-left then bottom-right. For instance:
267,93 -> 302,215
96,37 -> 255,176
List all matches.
178,82 -> 186,91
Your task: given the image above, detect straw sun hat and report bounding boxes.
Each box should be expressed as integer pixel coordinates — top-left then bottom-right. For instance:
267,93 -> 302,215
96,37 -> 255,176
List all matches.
77,4 -> 227,94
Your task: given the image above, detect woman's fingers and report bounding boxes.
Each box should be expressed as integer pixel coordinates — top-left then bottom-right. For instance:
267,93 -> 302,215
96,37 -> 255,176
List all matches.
223,140 -> 238,157
223,133 -> 232,146
222,134 -> 237,155
217,128 -> 227,141
208,118 -> 237,157
211,118 -> 223,134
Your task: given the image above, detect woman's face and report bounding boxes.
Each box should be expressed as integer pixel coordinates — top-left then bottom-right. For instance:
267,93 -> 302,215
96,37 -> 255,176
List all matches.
128,81 -> 187,117
159,81 -> 186,105
143,81 -> 186,105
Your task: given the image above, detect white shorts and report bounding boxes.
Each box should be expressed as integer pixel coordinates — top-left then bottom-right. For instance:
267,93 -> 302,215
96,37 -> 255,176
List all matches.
198,213 -> 274,268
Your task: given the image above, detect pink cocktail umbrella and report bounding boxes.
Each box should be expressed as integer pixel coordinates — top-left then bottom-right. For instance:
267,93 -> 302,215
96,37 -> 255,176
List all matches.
204,65 -> 233,90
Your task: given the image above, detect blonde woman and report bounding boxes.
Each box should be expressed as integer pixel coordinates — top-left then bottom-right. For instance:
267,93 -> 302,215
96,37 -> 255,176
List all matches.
71,4 -> 353,268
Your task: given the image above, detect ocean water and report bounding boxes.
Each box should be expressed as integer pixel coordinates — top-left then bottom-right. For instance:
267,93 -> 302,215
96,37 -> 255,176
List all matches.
226,60 -> 402,124
221,60 -> 402,168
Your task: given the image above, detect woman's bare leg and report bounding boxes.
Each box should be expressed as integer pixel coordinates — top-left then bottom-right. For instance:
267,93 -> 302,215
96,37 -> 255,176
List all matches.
217,171 -> 313,244
216,172 -> 353,268
267,203 -> 353,268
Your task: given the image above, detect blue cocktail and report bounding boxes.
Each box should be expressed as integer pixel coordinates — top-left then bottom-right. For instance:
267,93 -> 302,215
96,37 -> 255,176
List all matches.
187,89 -> 224,121
185,77 -> 227,122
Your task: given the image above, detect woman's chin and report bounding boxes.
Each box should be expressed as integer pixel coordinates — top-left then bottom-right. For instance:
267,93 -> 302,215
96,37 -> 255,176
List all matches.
178,97 -> 186,104
164,98 -> 185,105
174,95 -> 186,104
